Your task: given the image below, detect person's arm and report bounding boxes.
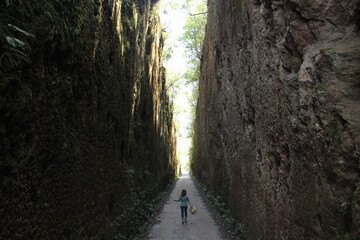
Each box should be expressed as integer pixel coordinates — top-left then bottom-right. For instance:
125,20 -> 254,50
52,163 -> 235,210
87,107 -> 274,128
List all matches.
188,197 -> 192,207
174,197 -> 180,202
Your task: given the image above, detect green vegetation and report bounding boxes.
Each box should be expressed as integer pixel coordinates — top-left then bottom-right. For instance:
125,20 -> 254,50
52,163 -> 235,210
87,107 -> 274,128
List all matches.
0,5 -> 34,69
192,176 -> 249,239
179,0 -> 207,85
177,0 -> 207,168
1,1 -> 177,239
160,0 -> 206,98
114,169 -> 174,239
159,0 -> 206,172
180,0 -> 206,171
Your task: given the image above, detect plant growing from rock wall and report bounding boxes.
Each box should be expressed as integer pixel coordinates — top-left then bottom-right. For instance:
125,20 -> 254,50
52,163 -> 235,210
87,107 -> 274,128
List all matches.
0,7 -> 34,69
114,171 -> 174,239
1,37 -> 29,68
1,0 -> 177,239
192,176 -> 249,240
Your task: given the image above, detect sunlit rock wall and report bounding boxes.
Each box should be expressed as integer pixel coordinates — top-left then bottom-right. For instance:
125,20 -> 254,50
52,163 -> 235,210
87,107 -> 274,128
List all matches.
0,0 -> 176,239
193,0 -> 360,239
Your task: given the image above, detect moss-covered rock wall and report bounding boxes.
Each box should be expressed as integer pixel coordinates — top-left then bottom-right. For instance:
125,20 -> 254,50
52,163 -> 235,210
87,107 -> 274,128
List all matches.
0,0 -> 177,239
192,0 -> 360,239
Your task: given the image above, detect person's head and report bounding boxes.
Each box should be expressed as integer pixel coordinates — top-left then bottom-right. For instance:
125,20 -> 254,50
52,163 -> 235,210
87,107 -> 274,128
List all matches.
181,189 -> 186,196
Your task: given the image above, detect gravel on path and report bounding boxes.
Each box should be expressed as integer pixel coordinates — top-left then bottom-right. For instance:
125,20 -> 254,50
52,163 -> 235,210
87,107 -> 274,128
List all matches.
147,173 -> 223,240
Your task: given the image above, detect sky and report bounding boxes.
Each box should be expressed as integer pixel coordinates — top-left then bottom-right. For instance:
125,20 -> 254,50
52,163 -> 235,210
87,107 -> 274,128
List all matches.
159,0 -> 193,171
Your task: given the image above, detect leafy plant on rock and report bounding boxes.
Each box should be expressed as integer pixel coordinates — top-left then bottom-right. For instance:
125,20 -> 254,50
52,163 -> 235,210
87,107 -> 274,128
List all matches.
193,176 -> 249,240
0,19 -> 34,69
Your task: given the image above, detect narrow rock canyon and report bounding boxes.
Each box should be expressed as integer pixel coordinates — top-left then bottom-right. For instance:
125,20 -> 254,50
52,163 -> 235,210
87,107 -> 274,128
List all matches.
1,0 -> 359,239
192,0 -> 360,239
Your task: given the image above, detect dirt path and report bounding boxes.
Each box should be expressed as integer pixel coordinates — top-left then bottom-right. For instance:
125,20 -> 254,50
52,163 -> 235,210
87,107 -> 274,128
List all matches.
148,173 -> 223,240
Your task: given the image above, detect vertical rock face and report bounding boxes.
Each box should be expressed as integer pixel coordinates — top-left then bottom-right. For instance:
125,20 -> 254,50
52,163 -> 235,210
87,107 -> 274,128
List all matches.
0,0 -> 176,239
193,0 -> 359,239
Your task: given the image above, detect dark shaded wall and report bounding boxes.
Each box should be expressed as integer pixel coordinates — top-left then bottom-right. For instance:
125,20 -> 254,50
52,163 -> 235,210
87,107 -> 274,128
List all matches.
0,0 -> 176,239
193,0 -> 360,239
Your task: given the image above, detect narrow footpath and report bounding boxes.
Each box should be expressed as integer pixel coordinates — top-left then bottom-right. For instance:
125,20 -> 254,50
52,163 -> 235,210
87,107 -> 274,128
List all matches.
148,173 -> 223,240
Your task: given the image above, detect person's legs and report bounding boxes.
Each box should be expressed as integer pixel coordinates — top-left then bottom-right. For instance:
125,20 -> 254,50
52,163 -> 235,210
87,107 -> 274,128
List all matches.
181,206 -> 186,222
184,206 -> 188,222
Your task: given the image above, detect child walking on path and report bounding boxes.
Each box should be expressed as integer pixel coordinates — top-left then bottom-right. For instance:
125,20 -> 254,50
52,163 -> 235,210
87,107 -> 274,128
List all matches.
174,189 -> 192,223
148,173 -> 223,239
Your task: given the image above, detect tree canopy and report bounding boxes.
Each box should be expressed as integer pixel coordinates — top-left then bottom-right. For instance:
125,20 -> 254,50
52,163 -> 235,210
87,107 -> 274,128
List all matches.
179,0 -> 207,85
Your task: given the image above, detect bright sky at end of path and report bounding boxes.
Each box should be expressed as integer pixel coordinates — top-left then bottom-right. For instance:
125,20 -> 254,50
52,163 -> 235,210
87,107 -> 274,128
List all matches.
159,0 -> 193,172
159,0 -> 187,75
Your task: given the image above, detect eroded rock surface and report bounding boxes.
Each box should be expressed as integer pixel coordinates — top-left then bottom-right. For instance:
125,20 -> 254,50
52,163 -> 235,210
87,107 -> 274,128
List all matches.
193,0 -> 360,239
0,0 -> 176,239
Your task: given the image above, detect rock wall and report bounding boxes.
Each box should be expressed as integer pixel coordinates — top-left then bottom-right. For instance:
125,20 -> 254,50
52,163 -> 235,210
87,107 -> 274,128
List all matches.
193,0 -> 360,239
0,0 -> 176,239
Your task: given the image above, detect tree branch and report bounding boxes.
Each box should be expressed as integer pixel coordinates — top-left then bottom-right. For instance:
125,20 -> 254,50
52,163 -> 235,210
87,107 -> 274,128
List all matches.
189,12 -> 207,16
